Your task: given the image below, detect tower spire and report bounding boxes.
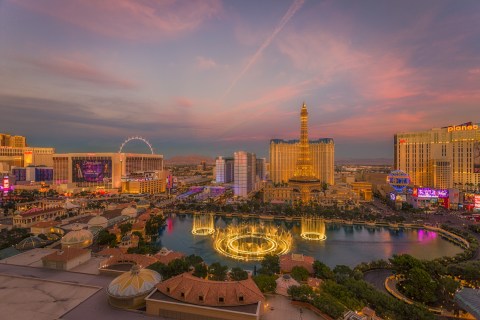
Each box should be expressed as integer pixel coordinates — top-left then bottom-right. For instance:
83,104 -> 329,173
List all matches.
293,102 -> 316,179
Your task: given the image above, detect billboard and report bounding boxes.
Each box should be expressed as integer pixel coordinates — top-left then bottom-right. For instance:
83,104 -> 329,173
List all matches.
474,141 -> 480,174
413,188 -> 449,198
72,159 -> 112,183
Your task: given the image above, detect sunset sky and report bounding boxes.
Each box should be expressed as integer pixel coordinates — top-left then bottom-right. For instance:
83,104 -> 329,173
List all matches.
1,0 -> 479,159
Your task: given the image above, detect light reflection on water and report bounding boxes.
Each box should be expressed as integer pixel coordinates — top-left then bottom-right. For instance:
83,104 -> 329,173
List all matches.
156,214 -> 463,269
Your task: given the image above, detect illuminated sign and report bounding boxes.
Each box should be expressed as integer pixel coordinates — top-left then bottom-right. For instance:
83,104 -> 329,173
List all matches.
3,176 -> 9,189
475,195 -> 480,210
72,159 -> 112,183
447,124 -> 478,132
414,188 -> 449,198
399,139 -> 407,144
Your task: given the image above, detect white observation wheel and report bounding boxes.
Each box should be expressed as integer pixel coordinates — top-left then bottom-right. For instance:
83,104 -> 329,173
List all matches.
119,136 -> 154,154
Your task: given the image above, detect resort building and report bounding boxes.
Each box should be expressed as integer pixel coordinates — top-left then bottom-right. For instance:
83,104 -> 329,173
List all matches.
53,152 -> 164,190
270,138 -> 335,185
0,133 -> 27,148
394,122 -> 480,190
146,273 -> 265,320
0,146 -> 55,170
13,206 -> 66,228
264,103 -> 335,203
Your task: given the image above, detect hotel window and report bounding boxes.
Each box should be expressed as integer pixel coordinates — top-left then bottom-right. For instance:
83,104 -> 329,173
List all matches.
239,296 -> 244,302
180,292 -> 185,298
218,297 -> 224,303
199,295 -> 204,302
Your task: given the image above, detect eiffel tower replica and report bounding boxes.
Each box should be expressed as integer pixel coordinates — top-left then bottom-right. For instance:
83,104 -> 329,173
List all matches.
288,102 -> 322,203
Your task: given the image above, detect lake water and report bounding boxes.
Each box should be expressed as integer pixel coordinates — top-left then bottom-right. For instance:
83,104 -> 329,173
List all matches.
156,214 -> 463,269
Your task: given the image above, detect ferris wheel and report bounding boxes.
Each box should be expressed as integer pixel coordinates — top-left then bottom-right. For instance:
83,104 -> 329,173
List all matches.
119,136 -> 154,154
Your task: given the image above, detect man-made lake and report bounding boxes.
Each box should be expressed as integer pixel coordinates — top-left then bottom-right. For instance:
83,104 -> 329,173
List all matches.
156,214 -> 463,269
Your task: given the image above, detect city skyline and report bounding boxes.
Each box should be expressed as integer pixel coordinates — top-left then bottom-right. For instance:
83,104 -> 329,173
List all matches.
1,0 -> 479,159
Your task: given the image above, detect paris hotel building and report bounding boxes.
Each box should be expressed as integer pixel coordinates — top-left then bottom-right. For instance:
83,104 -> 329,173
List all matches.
269,138 -> 335,186
394,122 -> 480,190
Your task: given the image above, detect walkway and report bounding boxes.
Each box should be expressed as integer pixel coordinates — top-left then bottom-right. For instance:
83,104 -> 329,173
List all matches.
385,276 -> 475,319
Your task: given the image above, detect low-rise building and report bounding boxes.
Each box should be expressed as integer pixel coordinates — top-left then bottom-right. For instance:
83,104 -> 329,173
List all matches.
42,248 -> 91,270
146,273 -> 265,320
13,206 -> 66,228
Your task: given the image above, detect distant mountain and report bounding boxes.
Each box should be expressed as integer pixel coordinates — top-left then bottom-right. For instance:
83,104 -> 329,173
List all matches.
165,155 -> 215,165
335,158 -> 393,165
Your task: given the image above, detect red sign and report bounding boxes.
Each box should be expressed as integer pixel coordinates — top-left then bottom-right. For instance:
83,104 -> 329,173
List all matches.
475,195 -> 480,209
399,139 -> 407,144
3,176 -> 9,189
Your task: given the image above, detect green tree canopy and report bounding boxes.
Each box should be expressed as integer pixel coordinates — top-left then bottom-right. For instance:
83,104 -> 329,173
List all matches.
230,267 -> 248,281
291,266 -> 310,282
259,254 -> 280,275
209,262 -> 228,281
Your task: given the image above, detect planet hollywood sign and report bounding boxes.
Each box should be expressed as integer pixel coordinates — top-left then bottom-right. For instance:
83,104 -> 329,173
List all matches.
447,124 -> 479,132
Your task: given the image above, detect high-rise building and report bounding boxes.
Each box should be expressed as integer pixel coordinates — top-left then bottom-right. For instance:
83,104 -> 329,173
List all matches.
269,124 -> 334,185
215,156 -> 234,183
256,158 -> 267,181
0,147 -> 54,169
0,134 -> 27,147
264,102 -> 336,204
234,151 -> 256,197
394,122 -> 480,190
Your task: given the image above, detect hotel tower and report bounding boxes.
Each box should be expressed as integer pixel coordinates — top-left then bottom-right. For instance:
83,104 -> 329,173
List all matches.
394,122 -> 480,190
269,105 -> 334,186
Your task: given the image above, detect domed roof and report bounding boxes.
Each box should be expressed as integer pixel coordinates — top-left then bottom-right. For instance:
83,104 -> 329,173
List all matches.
61,225 -> 93,246
16,236 -> 45,250
121,206 -> 137,218
88,215 -> 108,229
107,265 -> 161,298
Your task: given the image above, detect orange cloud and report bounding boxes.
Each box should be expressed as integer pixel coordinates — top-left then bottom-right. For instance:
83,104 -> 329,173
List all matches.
12,0 -> 222,41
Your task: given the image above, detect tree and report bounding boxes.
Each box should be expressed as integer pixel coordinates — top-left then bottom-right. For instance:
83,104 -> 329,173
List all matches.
97,229 -> 117,246
313,260 -> 334,279
389,254 -> 423,275
193,263 -> 208,278
259,254 -> 280,275
209,262 -> 228,281
333,265 -> 354,283
291,266 -> 310,282
185,254 -> 203,266
287,284 -> 313,301
402,267 -> 438,304
230,267 -> 248,281
119,222 -> 132,235
145,215 -> 166,236
253,274 -> 277,293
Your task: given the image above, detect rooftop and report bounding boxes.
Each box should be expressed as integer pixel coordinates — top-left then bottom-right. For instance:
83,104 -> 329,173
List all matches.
155,273 -> 264,307
42,248 -> 91,262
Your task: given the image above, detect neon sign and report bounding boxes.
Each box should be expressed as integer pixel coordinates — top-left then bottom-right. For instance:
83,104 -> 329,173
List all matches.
3,176 -> 9,189
414,188 -> 449,198
475,195 -> 480,210
447,124 -> 478,132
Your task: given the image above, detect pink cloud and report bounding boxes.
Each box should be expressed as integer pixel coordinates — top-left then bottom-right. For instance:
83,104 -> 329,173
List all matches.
195,56 -> 217,70
19,54 -> 136,89
12,0 -> 222,41
175,97 -> 194,108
